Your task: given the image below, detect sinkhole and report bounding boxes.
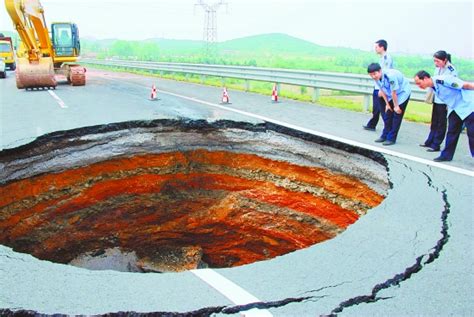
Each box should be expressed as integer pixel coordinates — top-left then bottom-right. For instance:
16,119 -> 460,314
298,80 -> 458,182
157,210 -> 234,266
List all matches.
0,120 -> 389,273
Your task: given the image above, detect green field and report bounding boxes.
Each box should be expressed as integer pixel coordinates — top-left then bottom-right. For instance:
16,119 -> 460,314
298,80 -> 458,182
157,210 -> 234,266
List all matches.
80,33 -> 473,123
82,33 -> 474,80
4,30 -> 471,124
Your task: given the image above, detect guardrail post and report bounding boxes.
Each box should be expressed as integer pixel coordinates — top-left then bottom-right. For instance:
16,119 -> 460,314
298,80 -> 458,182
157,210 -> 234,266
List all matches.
312,87 -> 320,103
200,75 -> 206,84
363,95 -> 370,112
221,77 -> 226,86
245,80 -> 250,92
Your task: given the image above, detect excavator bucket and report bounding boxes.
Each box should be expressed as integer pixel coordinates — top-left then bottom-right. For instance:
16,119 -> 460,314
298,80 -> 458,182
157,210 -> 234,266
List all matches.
16,57 -> 57,89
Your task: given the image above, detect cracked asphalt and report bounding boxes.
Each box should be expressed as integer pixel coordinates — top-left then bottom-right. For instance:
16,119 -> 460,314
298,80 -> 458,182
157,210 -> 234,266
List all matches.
0,69 -> 473,316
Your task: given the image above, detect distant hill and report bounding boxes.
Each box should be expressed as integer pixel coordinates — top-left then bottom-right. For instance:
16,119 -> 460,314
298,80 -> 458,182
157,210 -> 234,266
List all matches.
221,33 -> 323,54
148,38 -> 203,53
81,33 -> 473,79
82,33 -> 367,58
219,33 -> 363,56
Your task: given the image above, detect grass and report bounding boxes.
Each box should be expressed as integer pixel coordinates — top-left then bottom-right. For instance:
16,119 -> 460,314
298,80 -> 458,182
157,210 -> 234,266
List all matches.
83,63 -> 433,124
318,96 -> 364,112
404,101 -> 432,123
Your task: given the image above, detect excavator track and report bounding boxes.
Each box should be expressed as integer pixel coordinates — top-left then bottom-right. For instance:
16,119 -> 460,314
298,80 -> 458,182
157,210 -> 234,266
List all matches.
68,65 -> 86,86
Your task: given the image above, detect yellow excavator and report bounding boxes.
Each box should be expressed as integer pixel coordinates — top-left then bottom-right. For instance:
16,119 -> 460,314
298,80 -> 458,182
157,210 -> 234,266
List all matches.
4,0 -> 86,89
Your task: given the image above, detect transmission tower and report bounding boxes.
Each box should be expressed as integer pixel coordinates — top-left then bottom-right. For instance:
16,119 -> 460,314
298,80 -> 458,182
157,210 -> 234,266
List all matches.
195,0 -> 228,58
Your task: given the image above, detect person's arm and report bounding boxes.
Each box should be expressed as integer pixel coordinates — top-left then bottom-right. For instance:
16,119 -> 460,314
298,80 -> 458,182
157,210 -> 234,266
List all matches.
386,73 -> 401,113
462,82 -> 474,89
391,91 -> 402,114
445,76 -> 466,90
377,89 -> 391,112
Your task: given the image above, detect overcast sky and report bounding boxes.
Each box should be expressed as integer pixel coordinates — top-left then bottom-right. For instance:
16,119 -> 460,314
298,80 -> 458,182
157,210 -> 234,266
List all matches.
1,0 -> 473,58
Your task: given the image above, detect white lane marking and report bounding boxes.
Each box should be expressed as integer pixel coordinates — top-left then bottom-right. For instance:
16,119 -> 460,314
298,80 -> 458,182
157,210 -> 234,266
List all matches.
47,90 -> 68,108
153,87 -> 473,177
191,269 -> 273,317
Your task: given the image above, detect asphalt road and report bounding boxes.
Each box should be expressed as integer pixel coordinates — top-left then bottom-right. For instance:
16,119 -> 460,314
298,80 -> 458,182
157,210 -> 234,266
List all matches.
0,68 -> 473,316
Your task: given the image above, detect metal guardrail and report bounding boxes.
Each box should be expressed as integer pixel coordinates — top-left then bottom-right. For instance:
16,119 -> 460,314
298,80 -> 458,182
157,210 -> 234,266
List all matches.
82,58 -> 427,110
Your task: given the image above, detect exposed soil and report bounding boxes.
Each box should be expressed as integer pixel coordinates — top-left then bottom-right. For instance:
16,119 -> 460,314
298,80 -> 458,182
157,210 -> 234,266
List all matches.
0,119 -> 388,272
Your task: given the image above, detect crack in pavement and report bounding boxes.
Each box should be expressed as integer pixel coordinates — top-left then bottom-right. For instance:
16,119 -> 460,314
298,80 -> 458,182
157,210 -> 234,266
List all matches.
1,267 -> 329,316
0,296 -> 315,317
0,158 -> 451,316
422,171 -> 434,189
323,170 -> 452,316
301,281 -> 352,296
220,296 -> 316,314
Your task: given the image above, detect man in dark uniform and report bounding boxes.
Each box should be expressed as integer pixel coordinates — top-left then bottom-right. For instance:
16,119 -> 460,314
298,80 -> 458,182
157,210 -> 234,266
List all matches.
414,71 -> 474,162
367,63 -> 411,145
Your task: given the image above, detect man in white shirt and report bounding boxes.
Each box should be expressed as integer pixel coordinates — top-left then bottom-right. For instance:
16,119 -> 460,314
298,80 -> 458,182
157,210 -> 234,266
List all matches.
363,39 -> 394,131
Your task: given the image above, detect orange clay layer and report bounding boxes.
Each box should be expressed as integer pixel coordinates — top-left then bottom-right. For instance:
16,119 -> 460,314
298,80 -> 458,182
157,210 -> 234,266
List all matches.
0,150 -> 384,268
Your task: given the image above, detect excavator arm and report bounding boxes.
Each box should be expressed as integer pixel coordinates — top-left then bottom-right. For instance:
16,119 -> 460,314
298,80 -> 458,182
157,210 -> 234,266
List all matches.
5,0 -> 53,61
5,0 -> 56,88
4,0 -> 86,89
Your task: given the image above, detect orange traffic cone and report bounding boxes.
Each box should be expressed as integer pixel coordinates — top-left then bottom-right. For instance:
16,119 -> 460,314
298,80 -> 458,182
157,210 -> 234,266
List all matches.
221,87 -> 231,104
150,84 -> 157,101
271,84 -> 278,103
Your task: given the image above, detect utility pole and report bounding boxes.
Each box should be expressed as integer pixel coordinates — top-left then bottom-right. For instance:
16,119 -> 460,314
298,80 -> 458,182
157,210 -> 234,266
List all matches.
195,0 -> 228,59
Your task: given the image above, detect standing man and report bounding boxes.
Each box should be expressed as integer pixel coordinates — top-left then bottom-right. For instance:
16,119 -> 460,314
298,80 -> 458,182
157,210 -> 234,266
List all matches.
367,63 -> 411,145
363,39 -> 394,131
414,71 -> 474,162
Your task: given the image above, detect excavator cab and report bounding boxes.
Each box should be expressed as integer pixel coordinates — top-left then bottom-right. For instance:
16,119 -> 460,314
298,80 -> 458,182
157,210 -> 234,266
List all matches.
5,0 -> 86,89
51,23 -> 81,59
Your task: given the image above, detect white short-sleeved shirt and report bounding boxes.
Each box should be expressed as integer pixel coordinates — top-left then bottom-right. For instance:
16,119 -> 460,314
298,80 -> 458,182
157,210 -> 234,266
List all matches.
375,69 -> 411,105
380,53 -> 394,70
433,63 -> 457,103
432,75 -> 474,120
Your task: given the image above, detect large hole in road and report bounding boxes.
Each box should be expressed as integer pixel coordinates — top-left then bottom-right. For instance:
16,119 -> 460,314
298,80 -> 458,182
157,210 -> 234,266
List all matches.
0,120 -> 388,273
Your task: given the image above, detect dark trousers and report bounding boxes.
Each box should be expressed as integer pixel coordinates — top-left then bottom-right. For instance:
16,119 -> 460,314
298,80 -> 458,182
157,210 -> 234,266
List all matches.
440,111 -> 474,160
366,90 -> 383,128
424,103 -> 448,150
380,97 -> 410,142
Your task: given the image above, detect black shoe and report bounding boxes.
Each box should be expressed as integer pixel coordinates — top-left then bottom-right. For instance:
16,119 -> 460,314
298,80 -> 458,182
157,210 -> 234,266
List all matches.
427,147 -> 440,152
375,138 -> 386,143
382,140 -> 395,146
433,156 -> 452,162
363,125 -> 376,131
419,143 -> 430,147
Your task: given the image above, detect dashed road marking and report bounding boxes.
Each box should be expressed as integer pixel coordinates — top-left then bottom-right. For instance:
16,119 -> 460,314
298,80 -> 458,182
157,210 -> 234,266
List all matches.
47,90 -> 68,108
191,269 -> 273,317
